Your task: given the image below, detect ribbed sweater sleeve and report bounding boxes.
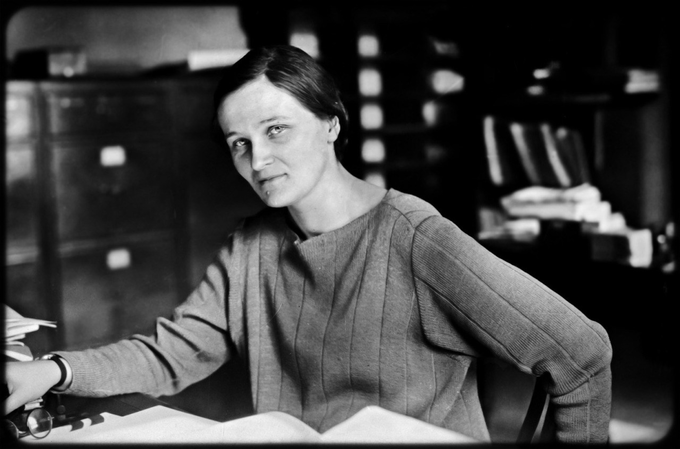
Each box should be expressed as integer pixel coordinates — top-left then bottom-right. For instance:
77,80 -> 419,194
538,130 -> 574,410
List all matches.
55,241 -> 236,398
411,215 -> 612,444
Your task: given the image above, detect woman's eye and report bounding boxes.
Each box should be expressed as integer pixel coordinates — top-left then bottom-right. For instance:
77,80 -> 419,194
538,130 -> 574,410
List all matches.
228,140 -> 250,156
231,139 -> 248,149
268,125 -> 286,137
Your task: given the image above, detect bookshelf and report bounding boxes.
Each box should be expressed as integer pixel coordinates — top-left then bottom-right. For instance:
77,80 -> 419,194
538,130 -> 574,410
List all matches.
244,4 -> 675,313
463,9 -> 675,359
279,5 -> 479,234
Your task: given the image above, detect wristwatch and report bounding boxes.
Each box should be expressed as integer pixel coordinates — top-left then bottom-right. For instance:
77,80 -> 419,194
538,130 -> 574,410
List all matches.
37,354 -> 73,393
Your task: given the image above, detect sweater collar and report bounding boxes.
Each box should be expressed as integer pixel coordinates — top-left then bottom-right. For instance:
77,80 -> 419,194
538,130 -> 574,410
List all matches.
283,189 -> 395,249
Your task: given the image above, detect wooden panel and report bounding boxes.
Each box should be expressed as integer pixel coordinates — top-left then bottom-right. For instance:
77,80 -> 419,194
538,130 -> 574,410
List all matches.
173,80 -> 218,134
5,83 -> 38,139
5,143 -> 39,251
43,84 -> 170,135
51,140 -> 175,241
59,239 -> 180,350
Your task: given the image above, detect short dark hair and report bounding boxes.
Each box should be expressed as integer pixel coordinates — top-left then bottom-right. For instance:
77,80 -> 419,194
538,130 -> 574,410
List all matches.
211,45 -> 349,159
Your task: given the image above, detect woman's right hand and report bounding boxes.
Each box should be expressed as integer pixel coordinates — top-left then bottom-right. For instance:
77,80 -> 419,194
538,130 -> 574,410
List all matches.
2,360 -> 62,416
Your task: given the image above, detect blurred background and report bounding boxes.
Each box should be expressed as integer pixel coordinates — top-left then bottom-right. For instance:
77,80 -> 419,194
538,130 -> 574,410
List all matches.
2,1 -> 677,444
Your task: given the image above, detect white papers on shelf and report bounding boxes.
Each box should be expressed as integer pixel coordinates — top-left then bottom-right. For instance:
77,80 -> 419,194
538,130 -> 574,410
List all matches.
500,184 -> 611,223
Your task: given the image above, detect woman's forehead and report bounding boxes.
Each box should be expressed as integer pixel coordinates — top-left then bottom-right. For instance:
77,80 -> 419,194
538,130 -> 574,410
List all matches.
219,77 -> 311,125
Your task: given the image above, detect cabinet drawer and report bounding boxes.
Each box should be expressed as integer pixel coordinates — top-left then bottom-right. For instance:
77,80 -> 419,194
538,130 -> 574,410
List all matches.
6,143 -> 39,250
60,240 -> 180,350
174,82 -> 216,134
52,141 -> 175,241
44,88 -> 170,135
6,83 -> 38,139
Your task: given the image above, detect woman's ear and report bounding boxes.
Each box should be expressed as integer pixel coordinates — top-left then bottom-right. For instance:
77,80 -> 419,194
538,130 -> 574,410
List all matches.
327,116 -> 340,143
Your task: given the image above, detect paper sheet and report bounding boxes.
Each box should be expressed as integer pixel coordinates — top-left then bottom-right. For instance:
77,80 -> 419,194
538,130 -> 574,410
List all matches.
320,406 -> 479,443
174,411 -> 323,443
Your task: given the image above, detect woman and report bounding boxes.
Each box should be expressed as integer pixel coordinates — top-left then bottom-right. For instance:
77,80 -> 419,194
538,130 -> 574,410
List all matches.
3,45 -> 612,443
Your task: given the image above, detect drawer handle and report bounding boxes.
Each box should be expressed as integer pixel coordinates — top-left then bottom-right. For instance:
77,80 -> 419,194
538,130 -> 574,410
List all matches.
106,248 -> 131,270
100,146 -> 127,167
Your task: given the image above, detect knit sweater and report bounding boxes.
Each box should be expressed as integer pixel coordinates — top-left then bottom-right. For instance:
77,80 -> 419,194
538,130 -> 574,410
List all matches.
58,189 -> 612,443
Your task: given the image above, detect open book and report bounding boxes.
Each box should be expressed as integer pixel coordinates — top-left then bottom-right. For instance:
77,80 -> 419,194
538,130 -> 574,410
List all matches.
30,404 -> 479,444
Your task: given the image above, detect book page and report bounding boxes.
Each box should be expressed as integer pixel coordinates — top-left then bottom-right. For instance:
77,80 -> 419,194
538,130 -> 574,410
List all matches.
174,411 -> 323,443
27,406 -> 322,444
320,406 -> 480,444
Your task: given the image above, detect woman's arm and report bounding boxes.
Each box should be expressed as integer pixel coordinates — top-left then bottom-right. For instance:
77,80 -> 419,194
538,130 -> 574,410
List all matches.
54,239 -> 239,399
412,215 -> 613,444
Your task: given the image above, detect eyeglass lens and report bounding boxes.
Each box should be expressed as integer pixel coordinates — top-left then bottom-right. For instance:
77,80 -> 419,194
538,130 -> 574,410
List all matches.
4,408 -> 53,439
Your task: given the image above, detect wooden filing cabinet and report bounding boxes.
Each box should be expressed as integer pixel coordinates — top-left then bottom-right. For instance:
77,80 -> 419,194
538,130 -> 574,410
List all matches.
5,82 -> 55,352
5,80 -> 187,351
5,76 -> 264,352
43,83 -> 170,135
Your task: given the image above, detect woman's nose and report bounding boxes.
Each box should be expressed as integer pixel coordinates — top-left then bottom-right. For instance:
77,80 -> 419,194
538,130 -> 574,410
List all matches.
250,142 -> 274,171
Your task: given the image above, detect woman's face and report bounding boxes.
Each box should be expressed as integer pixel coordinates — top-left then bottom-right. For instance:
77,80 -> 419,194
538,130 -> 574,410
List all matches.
217,75 -> 339,209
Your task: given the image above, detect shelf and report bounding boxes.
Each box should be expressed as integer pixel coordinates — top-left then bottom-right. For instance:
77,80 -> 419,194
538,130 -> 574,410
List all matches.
6,247 -> 40,266
56,230 -> 176,258
479,235 -> 673,274
488,90 -> 660,115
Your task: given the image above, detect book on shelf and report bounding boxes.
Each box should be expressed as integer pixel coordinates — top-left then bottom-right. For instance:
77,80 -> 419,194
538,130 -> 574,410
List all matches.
540,123 -> 572,188
510,121 -> 570,188
489,117 -> 591,189
509,121 -> 542,186
482,115 -> 531,188
553,126 -> 591,185
33,404 -> 478,444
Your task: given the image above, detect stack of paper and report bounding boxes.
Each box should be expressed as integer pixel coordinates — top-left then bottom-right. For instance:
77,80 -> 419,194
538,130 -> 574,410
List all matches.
5,305 -> 56,361
500,184 -> 612,224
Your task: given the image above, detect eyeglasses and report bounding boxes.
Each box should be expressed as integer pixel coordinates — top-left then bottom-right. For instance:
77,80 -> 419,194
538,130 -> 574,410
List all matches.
4,407 -> 53,440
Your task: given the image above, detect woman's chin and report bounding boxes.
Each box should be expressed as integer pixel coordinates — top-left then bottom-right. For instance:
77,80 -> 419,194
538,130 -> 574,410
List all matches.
258,189 -> 291,208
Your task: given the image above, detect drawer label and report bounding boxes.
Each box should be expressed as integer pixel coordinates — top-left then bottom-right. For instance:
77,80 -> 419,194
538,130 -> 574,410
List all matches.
100,146 -> 127,167
106,248 -> 131,270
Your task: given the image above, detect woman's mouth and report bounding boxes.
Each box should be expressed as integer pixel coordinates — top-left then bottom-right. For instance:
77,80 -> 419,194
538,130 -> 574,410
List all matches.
258,174 -> 287,189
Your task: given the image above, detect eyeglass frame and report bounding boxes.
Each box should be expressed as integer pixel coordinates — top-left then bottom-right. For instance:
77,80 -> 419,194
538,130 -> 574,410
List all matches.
3,407 -> 54,440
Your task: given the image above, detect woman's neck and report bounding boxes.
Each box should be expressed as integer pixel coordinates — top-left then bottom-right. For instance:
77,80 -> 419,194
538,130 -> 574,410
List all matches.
287,166 -> 387,239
